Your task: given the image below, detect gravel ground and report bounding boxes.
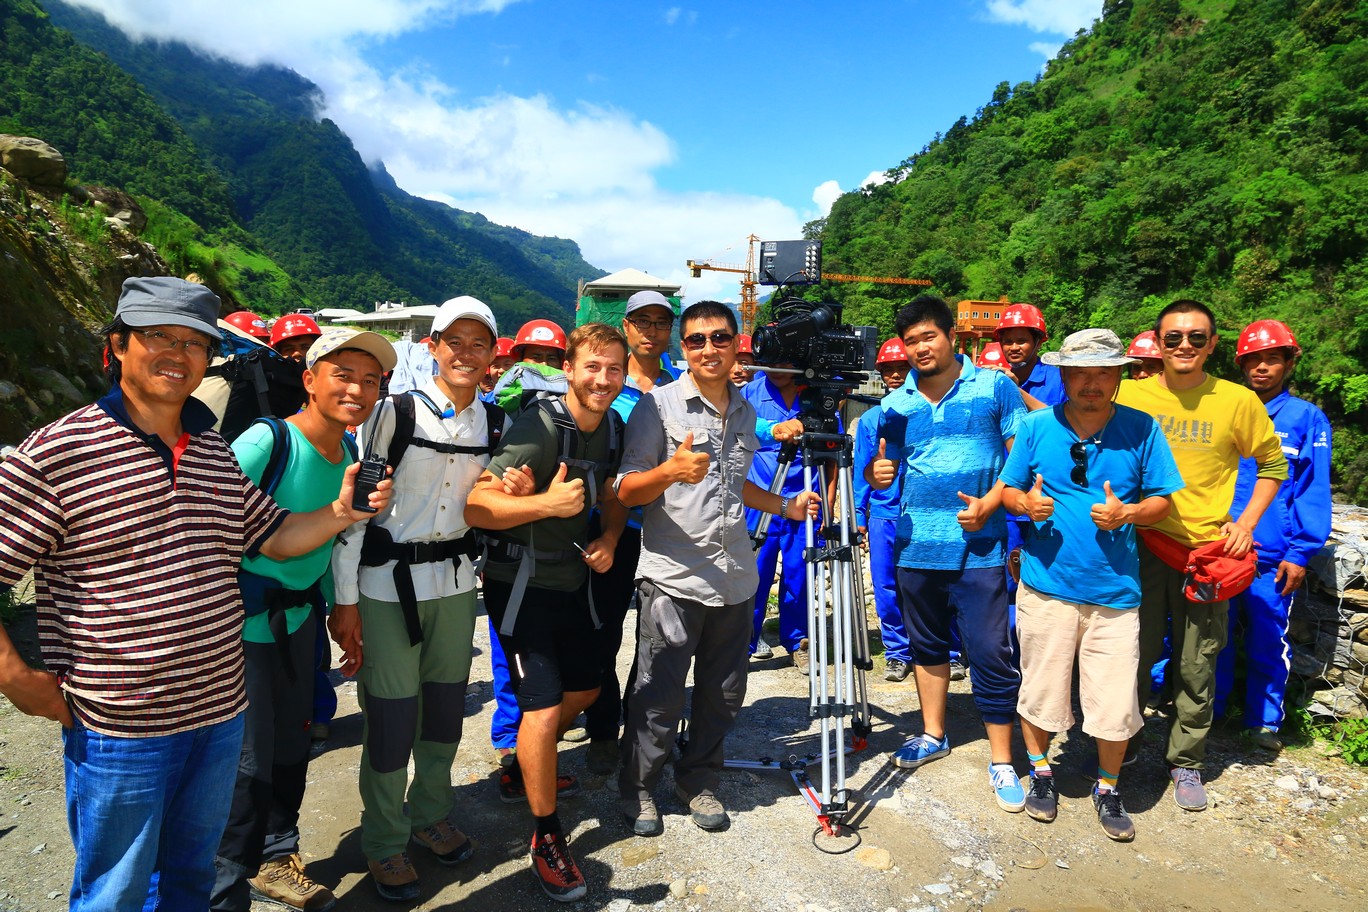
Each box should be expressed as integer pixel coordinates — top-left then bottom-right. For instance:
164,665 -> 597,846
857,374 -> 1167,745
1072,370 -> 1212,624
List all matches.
3,596 -> 1368,912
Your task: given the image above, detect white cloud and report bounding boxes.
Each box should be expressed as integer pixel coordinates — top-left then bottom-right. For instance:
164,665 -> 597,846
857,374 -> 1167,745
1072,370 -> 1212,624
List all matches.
1028,40 -> 1062,60
66,0 -> 804,303
860,170 -> 890,190
811,180 -> 842,217
985,0 -> 1101,36
664,7 -> 681,25
663,7 -> 698,27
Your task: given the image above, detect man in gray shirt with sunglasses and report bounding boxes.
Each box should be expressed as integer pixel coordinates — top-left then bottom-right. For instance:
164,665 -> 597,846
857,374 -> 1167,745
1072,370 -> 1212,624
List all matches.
615,300 -> 818,837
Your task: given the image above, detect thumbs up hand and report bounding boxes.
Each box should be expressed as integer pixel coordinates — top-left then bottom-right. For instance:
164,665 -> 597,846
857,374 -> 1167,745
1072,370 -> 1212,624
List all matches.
956,490 -> 990,532
669,431 -> 711,485
1023,473 -> 1055,522
544,462 -> 586,518
1090,480 -> 1130,531
869,438 -> 897,490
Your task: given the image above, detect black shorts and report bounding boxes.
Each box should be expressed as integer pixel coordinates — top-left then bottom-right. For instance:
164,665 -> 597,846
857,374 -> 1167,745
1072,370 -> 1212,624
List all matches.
483,577 -> 600,712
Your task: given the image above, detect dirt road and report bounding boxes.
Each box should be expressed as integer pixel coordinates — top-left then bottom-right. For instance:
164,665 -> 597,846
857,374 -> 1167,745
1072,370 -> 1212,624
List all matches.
2,602 -> 1367,912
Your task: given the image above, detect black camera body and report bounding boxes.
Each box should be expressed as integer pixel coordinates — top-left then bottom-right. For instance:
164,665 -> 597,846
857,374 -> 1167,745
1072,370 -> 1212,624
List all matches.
351,454 -> 387,513
752,298 -> 879,379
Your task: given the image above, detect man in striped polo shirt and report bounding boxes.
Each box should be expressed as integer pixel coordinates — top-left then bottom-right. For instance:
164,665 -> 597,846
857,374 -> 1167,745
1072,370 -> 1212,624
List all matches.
0,277 -> 392,912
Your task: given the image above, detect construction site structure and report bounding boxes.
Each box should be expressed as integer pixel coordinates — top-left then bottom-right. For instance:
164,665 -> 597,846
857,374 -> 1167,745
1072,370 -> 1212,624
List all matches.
688,236 -> 931,332
953,295 -> 1022,358
576,268 -> 682,328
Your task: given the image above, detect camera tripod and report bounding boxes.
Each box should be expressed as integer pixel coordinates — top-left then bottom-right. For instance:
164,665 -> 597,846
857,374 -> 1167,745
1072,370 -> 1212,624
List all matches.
736,389 -> 874,852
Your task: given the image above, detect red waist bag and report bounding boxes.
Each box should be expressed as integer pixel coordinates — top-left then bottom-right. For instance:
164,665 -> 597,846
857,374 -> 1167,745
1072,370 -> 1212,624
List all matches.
1139,529 -> 1257,604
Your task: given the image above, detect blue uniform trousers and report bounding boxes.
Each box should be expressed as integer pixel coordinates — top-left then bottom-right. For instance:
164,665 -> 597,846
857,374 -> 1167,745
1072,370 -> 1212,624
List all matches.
868,517 -> 910,663
1215,562 -> 1293,730
751,516 -> 808,654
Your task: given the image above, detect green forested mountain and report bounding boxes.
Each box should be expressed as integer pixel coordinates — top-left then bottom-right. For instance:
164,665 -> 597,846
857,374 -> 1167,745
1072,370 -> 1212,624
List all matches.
817,0 -> 1368,495
0,0 -> 600,328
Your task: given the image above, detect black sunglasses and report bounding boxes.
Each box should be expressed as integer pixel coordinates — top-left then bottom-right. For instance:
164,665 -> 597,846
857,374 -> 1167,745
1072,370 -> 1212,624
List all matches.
681,331 -> 736,351
1070,441 -> 1090,487
1161,330 -> 1210,349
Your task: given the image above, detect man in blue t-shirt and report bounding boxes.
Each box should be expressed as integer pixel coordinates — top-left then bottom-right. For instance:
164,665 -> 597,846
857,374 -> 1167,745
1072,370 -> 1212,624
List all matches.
1000,329 -> 1182,843
867,295 -> 1028,813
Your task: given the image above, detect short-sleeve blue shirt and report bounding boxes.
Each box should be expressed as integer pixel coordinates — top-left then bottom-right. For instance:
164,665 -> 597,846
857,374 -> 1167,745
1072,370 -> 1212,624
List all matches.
999,403 -> 1184,609
876,357 -> 1026,570
1019,359 -> 1066,408
742,374 -> 822,497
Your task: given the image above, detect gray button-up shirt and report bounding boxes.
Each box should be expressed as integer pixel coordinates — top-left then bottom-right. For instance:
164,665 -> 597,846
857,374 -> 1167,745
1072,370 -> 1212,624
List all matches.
615,373 -> 760,606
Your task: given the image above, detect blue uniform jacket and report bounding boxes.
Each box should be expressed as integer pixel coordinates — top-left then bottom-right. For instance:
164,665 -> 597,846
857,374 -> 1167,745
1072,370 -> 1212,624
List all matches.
854,402 -> 902,524
1231,389 -> 1332,567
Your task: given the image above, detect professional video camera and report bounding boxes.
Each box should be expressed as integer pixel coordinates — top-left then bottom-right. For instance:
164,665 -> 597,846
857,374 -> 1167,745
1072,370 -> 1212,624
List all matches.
750,240 -> 879,382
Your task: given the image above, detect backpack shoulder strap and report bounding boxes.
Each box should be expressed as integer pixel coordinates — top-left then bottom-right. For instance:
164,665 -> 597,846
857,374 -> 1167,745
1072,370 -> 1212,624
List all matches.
341,432 -> 359,463
481,400 -> 506,456
385,393 -> 417,475
251,416 -> 292,497
606,409 -> 624,471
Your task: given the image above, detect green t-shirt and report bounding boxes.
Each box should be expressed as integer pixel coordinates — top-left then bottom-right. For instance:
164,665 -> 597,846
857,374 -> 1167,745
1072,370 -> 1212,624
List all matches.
482,400 -> 619,591
232,421 -> 352,643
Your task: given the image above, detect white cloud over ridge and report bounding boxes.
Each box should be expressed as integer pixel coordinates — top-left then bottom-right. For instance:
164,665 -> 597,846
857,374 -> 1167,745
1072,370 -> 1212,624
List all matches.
66,0 -> 802,303
985,0 -> 1101,36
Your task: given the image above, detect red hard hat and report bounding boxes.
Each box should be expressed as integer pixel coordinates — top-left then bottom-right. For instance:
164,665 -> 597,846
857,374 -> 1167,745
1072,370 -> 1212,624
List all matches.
876,338 -> 909,365
513,319 -> 567,353
976,342 -> 1006,368
1236,320 -> 1301,361
994,303 -> 1048,340
1126,330 -> 1162,360
495,337 -> 517,358
270,314 -> 322,346
735,333 -> 753,355
226,310 -> 269,341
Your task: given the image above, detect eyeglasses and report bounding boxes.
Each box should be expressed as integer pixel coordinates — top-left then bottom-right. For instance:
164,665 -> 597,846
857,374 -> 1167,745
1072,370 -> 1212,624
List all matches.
1070,440 -> 1090,487
132,328 -> 213,359
681,331 -> 736,351
1161,330 -> 1210,350
626,316 -> 673,333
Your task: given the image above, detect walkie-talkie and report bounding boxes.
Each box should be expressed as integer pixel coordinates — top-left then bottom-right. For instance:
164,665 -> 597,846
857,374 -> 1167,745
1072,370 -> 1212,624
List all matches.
351,454 -> 387,513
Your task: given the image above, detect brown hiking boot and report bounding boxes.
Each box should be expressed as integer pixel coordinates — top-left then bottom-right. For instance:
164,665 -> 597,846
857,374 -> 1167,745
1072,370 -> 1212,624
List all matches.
412,819 -> 474,865
249,853 -> 337,911
367,852 -> 420,903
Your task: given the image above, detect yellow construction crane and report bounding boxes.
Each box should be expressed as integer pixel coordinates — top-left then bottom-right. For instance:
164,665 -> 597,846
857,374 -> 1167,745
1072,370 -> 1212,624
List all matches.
688,235 -> 932,331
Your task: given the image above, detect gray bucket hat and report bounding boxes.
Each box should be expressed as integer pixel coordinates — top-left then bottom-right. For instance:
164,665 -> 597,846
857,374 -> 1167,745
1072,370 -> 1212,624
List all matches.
1041,328 -> 1137,368
115,276 -> 221,339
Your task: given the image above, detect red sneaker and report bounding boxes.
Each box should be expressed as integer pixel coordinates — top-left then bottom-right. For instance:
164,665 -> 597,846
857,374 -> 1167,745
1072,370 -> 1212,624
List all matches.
498,769 -> 581,803
529,830 -> 586,902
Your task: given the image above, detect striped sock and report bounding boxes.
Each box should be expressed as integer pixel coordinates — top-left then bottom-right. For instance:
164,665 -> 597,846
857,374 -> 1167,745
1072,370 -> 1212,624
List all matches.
1027,751 -> 1051,776
1097,766 -> 1119,792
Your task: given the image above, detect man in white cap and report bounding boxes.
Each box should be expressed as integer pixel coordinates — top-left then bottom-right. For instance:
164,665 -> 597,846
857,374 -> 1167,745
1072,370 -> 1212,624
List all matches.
213,328 -> 397,912
999,329 -> 1183,842
0,276 -> 391,912
331,296 -> 515,901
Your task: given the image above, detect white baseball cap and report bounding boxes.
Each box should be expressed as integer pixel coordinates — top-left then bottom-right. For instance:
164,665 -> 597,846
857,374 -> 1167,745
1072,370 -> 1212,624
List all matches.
306,328 -> 398,373
432,296 -> 498,338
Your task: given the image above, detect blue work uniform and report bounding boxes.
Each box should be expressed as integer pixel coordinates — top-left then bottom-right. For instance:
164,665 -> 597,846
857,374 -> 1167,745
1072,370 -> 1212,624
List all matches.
1215,390 -> 1332,731
742,375 -> 824,654
854,402 -> 910,664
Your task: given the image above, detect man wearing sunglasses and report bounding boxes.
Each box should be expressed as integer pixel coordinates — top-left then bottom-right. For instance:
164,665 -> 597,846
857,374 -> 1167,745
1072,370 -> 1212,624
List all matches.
579,290 -> 683,776
616,301 -> 819,837
999,329 -> 1182,841
1116,300 -> 1287,812
0,277 -> 392,912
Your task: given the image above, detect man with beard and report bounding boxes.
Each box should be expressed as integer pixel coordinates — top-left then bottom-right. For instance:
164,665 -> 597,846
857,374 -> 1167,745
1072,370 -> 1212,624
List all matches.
465,323 -> 629,903
867,294 -> 1028,813
616,301 -> 819,836
999,329 -> 1182,841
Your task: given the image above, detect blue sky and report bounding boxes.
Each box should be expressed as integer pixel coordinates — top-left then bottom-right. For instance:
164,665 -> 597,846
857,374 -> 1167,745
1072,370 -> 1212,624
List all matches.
74,0 -> 1103,302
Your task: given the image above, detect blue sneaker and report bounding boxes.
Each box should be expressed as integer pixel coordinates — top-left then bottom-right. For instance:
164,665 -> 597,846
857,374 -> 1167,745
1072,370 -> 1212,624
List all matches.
891,733 -> 950,769
989,763 -> 1025,813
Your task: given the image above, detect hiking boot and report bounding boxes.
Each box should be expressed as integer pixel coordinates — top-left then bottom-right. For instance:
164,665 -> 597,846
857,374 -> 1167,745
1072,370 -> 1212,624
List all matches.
752,638 -> 774,660
367,852 -> 419,903
989,763 -> 1026,813
884,658 -> 910,682
498,768 -> 581,803
1093,787 -> 1136,841
948,659 -> 967,681
587,739 -> 619,776
309,722 -> 329,744
1169,766 -> 1208,811
529,830 -> 587,903
1245,726 -> 1284,753
620,794 -> 663,837
249,854 -> 336,911
674,786 -> 729,831
891,733 -> 950,770
1024,772 -> 1057,822
411,819 -> 474,866
793,638 -> 811,676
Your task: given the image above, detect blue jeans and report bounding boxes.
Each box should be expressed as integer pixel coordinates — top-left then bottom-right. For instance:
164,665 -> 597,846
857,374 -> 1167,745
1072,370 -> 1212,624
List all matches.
64,712 -> 245,912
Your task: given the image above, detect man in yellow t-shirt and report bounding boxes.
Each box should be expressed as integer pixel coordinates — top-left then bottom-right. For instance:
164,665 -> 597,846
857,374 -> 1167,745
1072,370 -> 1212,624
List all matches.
1116,300 -> 1287,813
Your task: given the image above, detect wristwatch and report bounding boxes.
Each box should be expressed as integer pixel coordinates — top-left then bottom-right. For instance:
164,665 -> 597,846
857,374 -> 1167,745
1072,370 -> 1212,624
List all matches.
779,495 -> 790,518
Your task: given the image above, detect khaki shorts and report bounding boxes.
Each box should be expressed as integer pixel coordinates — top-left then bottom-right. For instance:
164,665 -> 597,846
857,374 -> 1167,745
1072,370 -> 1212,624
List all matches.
1016,583 -> 1143,742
